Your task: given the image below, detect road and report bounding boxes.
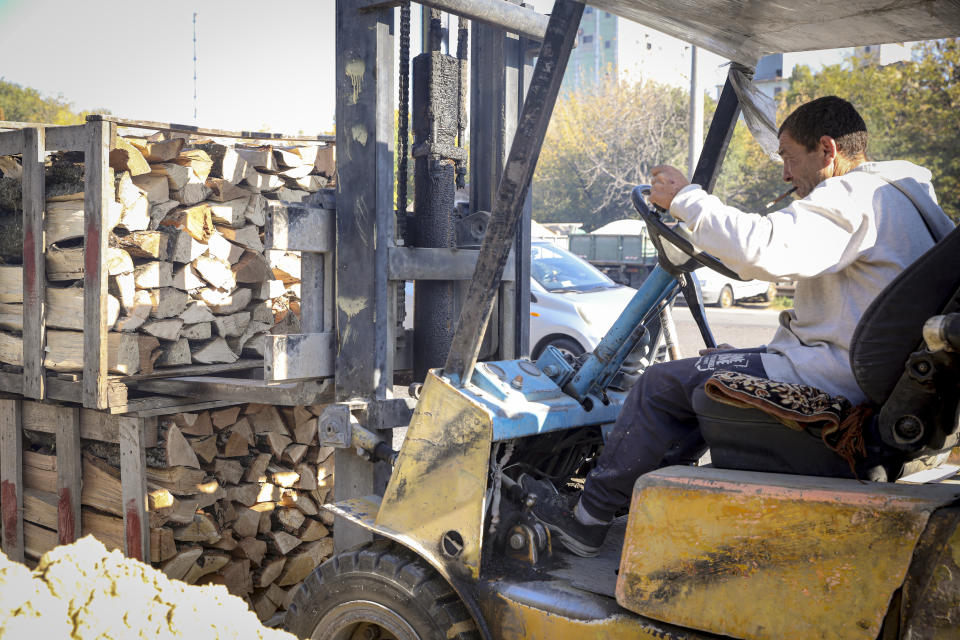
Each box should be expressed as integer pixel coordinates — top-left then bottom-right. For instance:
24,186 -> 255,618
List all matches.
668,303 -> 782,358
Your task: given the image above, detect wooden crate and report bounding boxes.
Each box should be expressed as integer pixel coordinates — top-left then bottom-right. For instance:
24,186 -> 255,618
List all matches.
0,117 -> 337,411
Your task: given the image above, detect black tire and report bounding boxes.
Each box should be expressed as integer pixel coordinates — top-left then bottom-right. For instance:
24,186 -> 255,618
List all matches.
717,285 -> 735,309
761,283 -> 777,304
534,336 -> 585,360
284,540 -> 479,640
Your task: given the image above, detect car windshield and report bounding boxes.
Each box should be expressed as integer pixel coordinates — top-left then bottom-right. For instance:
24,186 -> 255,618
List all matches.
531,243 -> 617,292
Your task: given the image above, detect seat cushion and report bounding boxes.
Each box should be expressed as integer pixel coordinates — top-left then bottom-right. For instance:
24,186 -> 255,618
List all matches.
692,386 -> 857,478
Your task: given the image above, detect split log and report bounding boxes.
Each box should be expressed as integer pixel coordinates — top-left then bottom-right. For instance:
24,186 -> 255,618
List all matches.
130,137 -> 184,163
110,271 -> 136,313
148,287 -> 189,318
237,536 -> 267,566
195,143 -> 249,184
216,558 -> 253,597
1,329 -> 143,374
213,312 -> 250,338
244,452 -> 272,482
190,434 -> 219,464
232,251 -> 272,283
263,433 -> 294,459
243,167 -> 283,192
174,411 -> 214,436
207,231 -> 243,264
160,204 -> 214,242
225,483 -> 260,506
233,505 -> 261,539
253,590 -> 280,622
162,547 -> 203,580
166,423 -> 201,468
156,337 -> 192,366
267,530 -> 301,556
193,255 -> 236,290
255,280 -> 286,301
115,230 -> 169,259
299,519 -> 329,542
0,288 -> 120,332
245,193 -> 266,226
314,145 -> 336,177
265,187 -> 308,203
47,246 -> 133,281
181,322 -> 211,340
174,513 -> 221,543
236,147 -> 278,172
115,290 -> 153,332
45,198 -> 121,246
183,552 -> 230,585
216,224 -> 263,252
150,162 -> 192,191
206,181 -> 249,205
276,507 -> 305,533
180,300 -> 215,323
131,173 -> 172,203
269,251 -> 301,284
191,337 -> 239,364
213,458 -> 244,485
149,199 -> 179,230
171,149 -> 214,182
212,405 -> 242,429
294,463 -> 318,491
171,182 -> 212,206
276,538 -> 334,586
134,261 -> 173,289
284,174 -> 327,192
256,557 -> 287,589
109,137 -> 151,176
138,335 -> 162,373
282,444 -> 309,466
146,465 -> 206,495
286,491 -> 318,516
293,411 -> 317,445
221,415 -> 254,450
257,484 -> 282,504
172,264 -> 205,290
198,286 -> 252,315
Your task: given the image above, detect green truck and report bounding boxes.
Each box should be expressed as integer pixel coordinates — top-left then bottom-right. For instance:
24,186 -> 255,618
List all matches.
568,230 -> 659,288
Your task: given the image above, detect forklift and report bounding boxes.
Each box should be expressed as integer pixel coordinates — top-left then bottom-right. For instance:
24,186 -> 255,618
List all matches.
286,1 -> 960,638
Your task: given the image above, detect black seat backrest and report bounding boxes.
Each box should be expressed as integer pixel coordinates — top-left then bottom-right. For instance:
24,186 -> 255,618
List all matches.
850,224 -> 960,406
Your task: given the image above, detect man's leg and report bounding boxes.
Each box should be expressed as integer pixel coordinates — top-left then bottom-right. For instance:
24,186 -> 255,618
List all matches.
527,349 -> 767,556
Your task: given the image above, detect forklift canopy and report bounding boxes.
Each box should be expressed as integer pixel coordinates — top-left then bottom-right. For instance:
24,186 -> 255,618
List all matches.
586,0 -> 960,66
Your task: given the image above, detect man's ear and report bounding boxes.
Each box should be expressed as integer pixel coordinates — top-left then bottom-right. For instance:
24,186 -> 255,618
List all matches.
819,135 -> 838,168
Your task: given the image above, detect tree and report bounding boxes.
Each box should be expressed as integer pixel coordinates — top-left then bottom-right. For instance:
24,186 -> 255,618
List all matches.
533,75 -> 689,230
717,39 -> 960,221
0,79 -> 107,124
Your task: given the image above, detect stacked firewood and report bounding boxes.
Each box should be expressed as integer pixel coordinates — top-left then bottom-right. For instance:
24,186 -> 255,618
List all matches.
20,402 -> 335,624
0,134 -> 333,375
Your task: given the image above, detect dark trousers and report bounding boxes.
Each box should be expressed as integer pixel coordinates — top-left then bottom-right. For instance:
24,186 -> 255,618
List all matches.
580,348 -> 767,521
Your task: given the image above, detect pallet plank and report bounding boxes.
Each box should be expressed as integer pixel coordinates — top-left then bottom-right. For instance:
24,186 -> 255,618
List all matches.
119,416 -> 149,561
84,118 -> 114,409
0,398 -> 23,562
55,406 -> 82,544
21,127 -> 47,400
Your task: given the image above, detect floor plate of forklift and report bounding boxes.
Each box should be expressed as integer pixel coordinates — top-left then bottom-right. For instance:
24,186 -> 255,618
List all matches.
547,516 -> 628,598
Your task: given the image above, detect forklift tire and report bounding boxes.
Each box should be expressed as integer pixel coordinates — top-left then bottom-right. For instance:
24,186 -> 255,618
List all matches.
284,539 -> 479,640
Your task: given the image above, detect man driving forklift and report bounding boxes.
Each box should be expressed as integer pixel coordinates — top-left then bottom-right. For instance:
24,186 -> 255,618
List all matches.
524,95 -> 956,557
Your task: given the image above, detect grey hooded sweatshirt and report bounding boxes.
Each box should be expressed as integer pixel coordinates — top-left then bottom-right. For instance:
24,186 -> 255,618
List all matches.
669,160 -> 954,404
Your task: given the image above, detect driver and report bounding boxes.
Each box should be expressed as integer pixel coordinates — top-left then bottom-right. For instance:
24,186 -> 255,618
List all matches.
524,95 -> 955,558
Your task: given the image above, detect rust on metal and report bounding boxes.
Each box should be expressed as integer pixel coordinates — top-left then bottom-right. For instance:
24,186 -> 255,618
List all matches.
57,487 -> 76,545
124,500 -> 144,561
1,480 -> 18,549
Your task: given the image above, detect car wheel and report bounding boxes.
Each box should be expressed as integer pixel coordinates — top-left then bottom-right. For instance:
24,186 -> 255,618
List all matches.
761,283 -> 777,304
718,285 -> 735,309
535,336 -> 585,360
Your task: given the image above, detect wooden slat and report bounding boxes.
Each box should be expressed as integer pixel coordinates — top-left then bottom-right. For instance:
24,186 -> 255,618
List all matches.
0,128 -> 22,156
0,371 -> 129,410
84,118 -> 114,409
136,376 -> 334,406
114,358 -> 261,383
21,127 -> 46,400
44,124 -> 89,152
265,203 -> 335,252
0,398 -> 23,562
264,333 -> 335,382
55,407 -> 81,544
99,116 -> 335,143
0,394 -> 159,446
119,417 -> 149,561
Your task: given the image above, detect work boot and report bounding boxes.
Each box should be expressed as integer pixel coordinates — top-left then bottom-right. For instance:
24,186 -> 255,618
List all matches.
518,475 -> 610,558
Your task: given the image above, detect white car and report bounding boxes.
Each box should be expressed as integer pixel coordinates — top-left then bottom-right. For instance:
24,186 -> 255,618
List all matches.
529,243 -> 638,358
404,242 -> 639,360
691,268 -> 774,308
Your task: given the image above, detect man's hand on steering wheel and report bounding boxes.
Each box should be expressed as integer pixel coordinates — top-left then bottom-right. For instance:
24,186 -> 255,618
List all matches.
650,165 -> 691,210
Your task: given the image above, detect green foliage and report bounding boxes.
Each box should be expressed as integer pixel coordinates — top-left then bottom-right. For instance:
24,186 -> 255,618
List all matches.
533,75 -> 689,230
0,78 -> 106,125
717,39 -> 960,221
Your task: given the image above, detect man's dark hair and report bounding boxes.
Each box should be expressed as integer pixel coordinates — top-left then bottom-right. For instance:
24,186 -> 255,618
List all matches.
779,96 -> 868,158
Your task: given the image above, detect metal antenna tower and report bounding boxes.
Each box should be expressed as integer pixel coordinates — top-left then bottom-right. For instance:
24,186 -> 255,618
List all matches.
193,12 -> 199,122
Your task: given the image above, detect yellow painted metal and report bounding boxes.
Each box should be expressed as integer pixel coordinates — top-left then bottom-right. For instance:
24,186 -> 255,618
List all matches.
376,370 -> 493,579
616,466 -> 960,640
481,584 -> 712,640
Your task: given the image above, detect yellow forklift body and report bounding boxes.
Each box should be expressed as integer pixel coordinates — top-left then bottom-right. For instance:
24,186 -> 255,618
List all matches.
376,372 -> 494,580
616,466 -> 960,640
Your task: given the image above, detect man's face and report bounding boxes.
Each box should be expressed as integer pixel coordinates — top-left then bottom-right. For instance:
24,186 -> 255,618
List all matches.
778,131 -> 831,198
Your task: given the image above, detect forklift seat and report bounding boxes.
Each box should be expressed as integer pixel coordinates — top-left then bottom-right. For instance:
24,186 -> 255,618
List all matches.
693,224 -> 960,481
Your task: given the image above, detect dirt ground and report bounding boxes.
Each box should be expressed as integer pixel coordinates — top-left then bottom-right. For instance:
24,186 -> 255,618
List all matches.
0,536 -> 296,639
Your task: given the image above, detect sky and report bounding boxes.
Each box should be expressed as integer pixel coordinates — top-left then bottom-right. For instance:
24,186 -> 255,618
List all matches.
0,1 -> 850,136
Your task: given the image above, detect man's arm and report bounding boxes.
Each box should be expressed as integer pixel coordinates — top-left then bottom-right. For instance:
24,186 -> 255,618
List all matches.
649,165 -> 874,282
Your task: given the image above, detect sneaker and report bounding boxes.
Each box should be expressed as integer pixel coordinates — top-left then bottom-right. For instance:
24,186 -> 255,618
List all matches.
518,475 -> 610,558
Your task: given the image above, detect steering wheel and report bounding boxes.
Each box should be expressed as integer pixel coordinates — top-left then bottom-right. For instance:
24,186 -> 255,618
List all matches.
631,185 -> 746,281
